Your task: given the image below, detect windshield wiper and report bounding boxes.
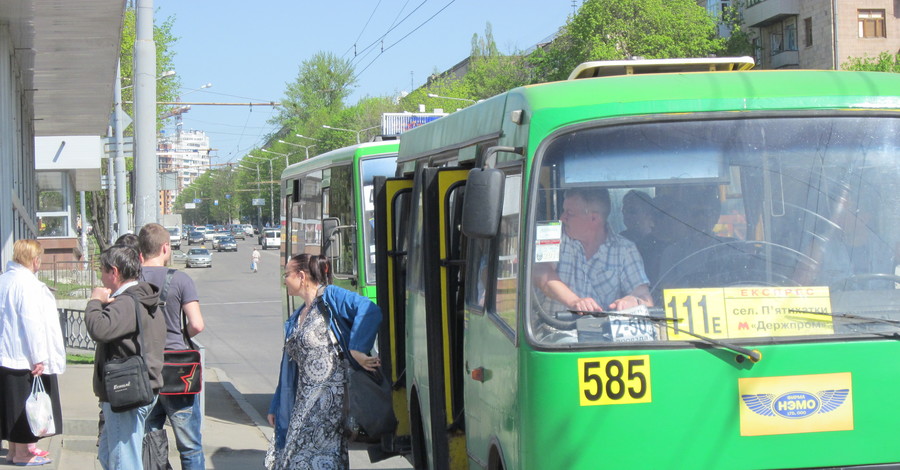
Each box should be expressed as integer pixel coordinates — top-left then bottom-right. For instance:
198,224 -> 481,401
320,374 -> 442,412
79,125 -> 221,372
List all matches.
570,306 -> 762,363
788,308 -> 900,328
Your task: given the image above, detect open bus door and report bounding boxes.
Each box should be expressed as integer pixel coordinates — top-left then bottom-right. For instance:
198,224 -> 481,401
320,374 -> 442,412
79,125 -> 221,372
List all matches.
374,176 -> 414,457
395,166 -> 470,470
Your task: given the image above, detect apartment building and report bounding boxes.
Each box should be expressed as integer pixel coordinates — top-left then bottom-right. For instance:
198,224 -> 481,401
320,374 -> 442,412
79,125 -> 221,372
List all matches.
157,129 -> 211,214
742,0 -> 898,70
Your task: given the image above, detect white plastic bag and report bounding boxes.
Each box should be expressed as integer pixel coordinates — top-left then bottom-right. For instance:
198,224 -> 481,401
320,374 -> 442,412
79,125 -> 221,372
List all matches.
25,378 -> 55,437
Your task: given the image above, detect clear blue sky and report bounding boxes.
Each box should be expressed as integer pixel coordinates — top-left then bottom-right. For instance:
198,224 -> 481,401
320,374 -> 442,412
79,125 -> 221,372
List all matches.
154,0 -> 574,164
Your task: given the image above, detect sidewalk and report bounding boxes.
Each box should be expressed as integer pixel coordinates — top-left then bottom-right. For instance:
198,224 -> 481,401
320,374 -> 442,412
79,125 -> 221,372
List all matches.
19,364 -> 411,469
38,364 -> 270,469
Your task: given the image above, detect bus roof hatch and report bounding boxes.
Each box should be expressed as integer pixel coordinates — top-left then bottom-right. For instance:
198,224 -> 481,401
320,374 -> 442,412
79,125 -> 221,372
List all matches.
568,56 -> 755,80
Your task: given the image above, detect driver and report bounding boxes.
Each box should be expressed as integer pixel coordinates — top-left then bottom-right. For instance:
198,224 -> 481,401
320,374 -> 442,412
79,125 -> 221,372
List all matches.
535,188 -> 653,314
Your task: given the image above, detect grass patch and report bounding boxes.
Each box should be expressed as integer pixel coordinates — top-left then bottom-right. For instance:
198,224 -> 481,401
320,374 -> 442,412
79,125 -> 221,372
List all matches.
67,353 -> 94,364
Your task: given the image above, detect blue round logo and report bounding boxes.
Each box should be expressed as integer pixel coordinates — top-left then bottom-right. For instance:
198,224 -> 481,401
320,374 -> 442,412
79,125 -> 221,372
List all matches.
773,391 -> 820,419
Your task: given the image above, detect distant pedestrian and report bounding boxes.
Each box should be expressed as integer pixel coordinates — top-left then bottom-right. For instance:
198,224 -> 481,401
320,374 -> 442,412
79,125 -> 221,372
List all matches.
139,223 -> 206,470
0,240 -> 65,466
86,245 -> 165,470
251,248 -> 260,273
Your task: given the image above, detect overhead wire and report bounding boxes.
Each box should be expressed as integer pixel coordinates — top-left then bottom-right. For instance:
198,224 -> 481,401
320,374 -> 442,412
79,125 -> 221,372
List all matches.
348,0 -> 431,68
353,0 -> 457,79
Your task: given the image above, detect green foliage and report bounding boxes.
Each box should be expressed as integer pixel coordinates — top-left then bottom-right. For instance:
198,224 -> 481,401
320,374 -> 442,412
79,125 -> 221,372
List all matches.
273,51 -> 358,130
67,353 -> 95,364
531,0 -> 724,82
843,52 -> 900,73
119,7 -> 182,132
721,1 -> 755,57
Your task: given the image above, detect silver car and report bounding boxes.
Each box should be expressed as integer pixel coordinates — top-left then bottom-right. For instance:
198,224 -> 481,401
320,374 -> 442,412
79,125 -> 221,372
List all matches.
186,248 -> 212,268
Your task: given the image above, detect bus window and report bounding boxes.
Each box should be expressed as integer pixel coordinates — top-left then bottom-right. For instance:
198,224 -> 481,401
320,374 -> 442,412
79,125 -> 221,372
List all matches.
360,156 -> 399,285
492,169 -> 522,335
323,165 -> 355,277
295,170 -> 322,255
528,116 -> 900,347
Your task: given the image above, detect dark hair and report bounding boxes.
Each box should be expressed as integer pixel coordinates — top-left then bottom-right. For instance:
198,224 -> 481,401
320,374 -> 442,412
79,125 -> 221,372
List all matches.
138,223 -> 169,258
100,244 -> 142,281
287,254 -> 333,285
115,233 -> 140,253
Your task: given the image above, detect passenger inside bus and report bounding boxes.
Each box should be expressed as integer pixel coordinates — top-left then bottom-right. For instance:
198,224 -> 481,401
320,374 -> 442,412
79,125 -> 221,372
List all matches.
534,188 -> 653,315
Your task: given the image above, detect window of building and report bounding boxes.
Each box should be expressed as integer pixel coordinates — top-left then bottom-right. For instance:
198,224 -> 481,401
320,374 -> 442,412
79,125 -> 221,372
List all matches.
804,17 -> 813,47
859,9 -> 886,38
770,28 -> 784,54
784,19 -> 797,51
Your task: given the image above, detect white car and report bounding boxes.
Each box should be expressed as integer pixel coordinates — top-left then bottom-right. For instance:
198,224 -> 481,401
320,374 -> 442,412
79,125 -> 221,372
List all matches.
242,224 -> 254,236
262,229 -> 281,250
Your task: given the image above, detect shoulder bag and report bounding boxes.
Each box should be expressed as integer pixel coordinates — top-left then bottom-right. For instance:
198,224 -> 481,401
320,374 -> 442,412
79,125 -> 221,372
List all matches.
103,294 -> 155,412
157,269 -> 203,395
318,295 -> 397,440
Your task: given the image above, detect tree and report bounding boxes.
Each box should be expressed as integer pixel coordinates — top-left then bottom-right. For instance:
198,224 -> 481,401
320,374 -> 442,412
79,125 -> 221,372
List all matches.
89,5 -> 180,250
531,0 -> 724,82
463,24 -> 533,99
843,52 -> 900,73
273,51 -> 358,130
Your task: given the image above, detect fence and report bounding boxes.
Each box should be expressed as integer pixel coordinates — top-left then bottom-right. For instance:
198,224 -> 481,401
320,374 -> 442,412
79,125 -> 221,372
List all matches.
38,259 -> 99,299
59,308 -> 96,351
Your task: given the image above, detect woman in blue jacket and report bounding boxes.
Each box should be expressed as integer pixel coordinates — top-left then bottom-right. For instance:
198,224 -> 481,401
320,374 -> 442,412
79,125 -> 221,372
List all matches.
266,254 -> 381,470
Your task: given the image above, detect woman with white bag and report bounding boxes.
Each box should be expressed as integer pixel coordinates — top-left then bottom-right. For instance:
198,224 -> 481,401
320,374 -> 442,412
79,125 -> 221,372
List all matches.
0,240 -> 65,466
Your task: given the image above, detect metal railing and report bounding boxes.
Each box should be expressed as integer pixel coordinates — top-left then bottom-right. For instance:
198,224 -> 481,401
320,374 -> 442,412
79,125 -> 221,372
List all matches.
38,259 -> 99,299
59,308 -> 96,351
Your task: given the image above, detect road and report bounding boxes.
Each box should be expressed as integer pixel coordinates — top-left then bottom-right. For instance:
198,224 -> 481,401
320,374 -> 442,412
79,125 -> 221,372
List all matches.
180,235 -> 411,469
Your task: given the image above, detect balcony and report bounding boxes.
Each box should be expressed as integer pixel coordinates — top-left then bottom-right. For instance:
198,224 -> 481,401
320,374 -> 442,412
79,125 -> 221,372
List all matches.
771,50 -> 799,69
744,0 -> 799,28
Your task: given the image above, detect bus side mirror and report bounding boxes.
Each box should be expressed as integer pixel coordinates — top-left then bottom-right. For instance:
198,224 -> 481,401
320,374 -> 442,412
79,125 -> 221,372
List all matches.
323,217 -> 342,260
462,168 -> 505,239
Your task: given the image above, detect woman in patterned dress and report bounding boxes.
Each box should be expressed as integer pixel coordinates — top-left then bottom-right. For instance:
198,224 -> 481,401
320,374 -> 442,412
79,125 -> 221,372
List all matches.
267,254 -> 382,470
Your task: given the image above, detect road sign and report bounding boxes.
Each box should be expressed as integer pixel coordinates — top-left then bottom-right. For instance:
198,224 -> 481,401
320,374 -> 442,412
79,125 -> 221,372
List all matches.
252,198 -> 265,206
184,203 -> 196,209
214,200 -> 219,206
193,198 -> 202,204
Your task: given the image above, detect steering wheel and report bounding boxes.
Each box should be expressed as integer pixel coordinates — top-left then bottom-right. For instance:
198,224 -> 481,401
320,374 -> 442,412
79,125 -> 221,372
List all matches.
532,286 -> 579,330
652,240 -> 815,296
830,273 -> 900,291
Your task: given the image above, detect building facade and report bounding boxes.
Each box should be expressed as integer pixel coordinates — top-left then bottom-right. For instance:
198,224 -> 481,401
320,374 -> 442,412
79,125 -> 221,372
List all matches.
742,0 -> 899,70
157,129 -> 211,214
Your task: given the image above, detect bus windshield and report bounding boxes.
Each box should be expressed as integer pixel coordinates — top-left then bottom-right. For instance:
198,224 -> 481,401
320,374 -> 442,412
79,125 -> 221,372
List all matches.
528,115 -> 900,347
361,155 -> 398,284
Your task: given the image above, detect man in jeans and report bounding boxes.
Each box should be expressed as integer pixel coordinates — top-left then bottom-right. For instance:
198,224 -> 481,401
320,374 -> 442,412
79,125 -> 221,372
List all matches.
139,223 -> 206,469
86,245 -> 165,470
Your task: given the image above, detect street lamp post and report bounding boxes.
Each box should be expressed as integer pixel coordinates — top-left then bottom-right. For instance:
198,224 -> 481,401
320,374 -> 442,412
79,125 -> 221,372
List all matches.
278,140 -> 317,160
261,148 -> 290,167
247,154 -> 277,225
239,163 -> 262,229
321,124 -> 381,144
427,93 -> 477,103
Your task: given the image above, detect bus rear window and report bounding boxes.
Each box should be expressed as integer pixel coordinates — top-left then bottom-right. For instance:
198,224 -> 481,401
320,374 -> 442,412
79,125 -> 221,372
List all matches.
528,115 -> 900,347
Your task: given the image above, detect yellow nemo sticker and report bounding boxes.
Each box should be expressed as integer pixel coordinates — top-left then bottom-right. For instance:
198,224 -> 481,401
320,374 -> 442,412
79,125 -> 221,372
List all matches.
738,372 -> 853,436
578,355 -> 652,406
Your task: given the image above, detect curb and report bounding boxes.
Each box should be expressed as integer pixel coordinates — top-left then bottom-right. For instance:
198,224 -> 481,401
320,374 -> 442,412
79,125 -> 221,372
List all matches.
209,367 -> 273,442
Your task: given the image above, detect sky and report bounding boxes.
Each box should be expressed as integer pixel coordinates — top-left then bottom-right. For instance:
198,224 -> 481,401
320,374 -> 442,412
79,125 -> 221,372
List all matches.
154,0 -> 575,165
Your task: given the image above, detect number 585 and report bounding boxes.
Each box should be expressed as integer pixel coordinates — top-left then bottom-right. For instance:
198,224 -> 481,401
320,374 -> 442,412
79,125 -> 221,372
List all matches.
578,356 -> 652,406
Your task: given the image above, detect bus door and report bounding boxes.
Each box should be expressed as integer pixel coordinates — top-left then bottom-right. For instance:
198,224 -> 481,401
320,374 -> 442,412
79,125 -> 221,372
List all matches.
374,176 -> 414,444
419,166 -> 470,469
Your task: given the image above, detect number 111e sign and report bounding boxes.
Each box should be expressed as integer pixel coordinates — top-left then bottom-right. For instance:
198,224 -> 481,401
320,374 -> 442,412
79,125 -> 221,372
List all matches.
663,287 -> 834,340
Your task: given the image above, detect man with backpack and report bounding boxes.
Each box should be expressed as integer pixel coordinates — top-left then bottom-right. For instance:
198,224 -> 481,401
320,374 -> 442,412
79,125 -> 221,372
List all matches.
138,223 -> 206,470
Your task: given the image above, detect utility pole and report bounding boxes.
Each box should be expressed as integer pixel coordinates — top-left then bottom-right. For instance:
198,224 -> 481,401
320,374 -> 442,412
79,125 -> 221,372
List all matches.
113,61 -> 130,234
133,0 -> 158,229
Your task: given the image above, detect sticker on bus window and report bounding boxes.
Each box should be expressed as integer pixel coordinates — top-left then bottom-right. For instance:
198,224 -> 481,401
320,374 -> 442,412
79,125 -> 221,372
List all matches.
663,286 -> 834,340
608,306 -> 659,343
535,222 -> 561,263
578,355 -> 651,406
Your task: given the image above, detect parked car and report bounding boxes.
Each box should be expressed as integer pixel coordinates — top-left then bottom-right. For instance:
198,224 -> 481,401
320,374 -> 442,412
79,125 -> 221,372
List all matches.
217,237 -> 238,252
230,227 -> 245,240
261,229 -> 281,250
187,231 -> 205,245
186,248 -> 211,268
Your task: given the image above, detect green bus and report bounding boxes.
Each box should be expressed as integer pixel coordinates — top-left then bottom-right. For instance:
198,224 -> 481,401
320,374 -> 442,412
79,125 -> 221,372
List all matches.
372,58 -> 900,469
279,139 -> 399,309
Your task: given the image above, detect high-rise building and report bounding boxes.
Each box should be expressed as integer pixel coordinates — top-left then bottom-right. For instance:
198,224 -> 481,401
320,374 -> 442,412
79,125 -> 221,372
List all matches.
157,129 -> 211,214
739,0 -> 898,70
